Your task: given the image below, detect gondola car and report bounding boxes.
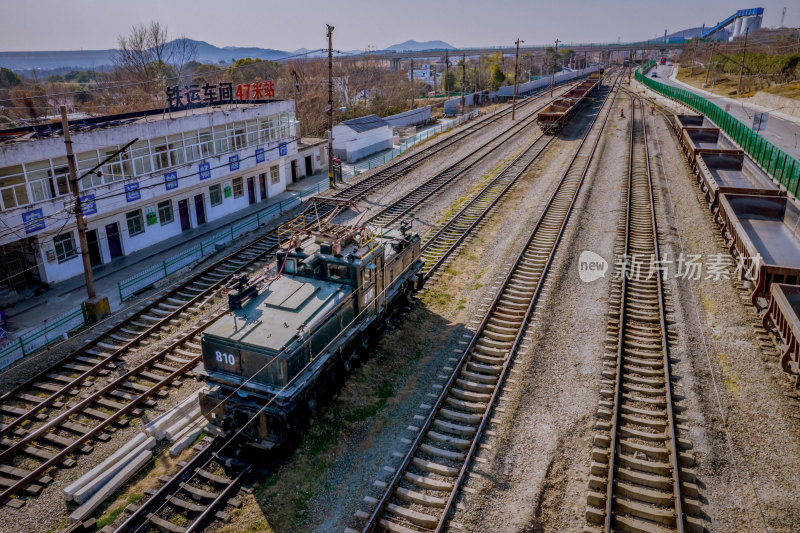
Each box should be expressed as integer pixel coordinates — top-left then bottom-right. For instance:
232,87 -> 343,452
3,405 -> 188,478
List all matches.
198,215 -> 423,448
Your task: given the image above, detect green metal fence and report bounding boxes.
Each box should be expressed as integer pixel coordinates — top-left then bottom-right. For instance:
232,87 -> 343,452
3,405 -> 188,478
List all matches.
117,181 -> 328,301
0,304 -> 87,370
635,60 -> 800,197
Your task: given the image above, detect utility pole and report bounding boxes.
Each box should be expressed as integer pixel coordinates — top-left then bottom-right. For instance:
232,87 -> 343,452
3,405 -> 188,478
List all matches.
738,27 -> 749,94
444,50 -> 450,96
690,39 -> 697,77
60,105 -> 95,300
705,44 -> 714,87
550,38 -> 560,97
326,24 -> 334,188
409,59 -> 414,110
460,54 -> 466,114
511,38 -> 523,120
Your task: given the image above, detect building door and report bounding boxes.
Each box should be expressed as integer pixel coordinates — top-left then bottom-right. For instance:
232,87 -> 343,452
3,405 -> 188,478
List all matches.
86,229 -> 103,266
305,155 -> 313,176
291,160 -> 297,182
105,223 -> 123,259
178,199 -> 191,231
194,194 -> 206,225
247,176 -> 256,205
259,173 -> 267,200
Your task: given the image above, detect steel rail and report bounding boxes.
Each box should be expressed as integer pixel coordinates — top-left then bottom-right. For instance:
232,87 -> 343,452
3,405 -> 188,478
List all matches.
0,311 -> 228,504
362,72 -> 622,533
327,82 -> 580,205
0,82 -> 579,506
600,94 -> 685,532
419,133 -> 557,279
366,97 -> 558,228
114,432 -> 250,533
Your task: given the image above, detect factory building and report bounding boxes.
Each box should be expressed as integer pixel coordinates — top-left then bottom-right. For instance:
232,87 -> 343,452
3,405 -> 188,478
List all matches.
0,98 -> 325,291
332,115 -> 393,162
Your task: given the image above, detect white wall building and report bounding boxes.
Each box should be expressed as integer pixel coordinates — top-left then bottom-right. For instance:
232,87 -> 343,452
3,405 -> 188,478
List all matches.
0,100 -> 324,290
408,64 -> 438,87
332,115 -> 393,162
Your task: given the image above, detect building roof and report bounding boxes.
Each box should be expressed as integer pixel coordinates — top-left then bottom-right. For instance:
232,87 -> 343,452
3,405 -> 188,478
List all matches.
340,114 -> 389,133
0,100 -> 283,146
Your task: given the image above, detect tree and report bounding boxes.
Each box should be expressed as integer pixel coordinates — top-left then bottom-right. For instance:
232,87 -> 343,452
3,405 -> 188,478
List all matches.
0,67 -> 22,90
490,63 -> 506,91
228,57 -> 280,85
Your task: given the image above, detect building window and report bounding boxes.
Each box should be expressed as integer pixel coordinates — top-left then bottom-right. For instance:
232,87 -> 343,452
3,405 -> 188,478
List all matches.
130,140 -> 152,176
53,232 -> 77,263
232,177 -> 244,198
270,166 -> 280,185
158,200 -> 173,225
198,128 -> 214,158
209,184 -> 222,206
126,210 -> 145,236
151,137 -> 170,170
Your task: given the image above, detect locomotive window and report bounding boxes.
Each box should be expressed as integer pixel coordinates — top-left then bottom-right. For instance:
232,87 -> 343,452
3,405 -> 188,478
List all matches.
362,266 -> 375,286
283,257 -> 296,274
327,263 -> 350,281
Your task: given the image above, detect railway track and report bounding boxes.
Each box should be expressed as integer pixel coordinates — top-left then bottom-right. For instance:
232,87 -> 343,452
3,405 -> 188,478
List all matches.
366,98 -> 558,229
328,82 -> 578,204
357,75 -> 621,533
417,131 -> 555,280
583,94 -> 703,532
0,79 -> 589,508
114,435 -> 247,533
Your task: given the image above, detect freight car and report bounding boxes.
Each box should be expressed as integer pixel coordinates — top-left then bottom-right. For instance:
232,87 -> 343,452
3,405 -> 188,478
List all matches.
717,193 -> 800,307
763,283 -> 800,386
695,151 -> 780,212
536,75 -> 601,133
198,217 -> 423,448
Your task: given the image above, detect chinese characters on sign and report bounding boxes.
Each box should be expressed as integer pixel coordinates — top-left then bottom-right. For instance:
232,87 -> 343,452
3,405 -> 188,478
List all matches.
199,162 -> 211,180
279,142 -> 287,156
80,194 -> 97,216
164,171 -> 178,191
22,208 -> 45,234
256,148 -> 265,163
125,182 -> 141,203
229,155 -> 240,171
165,81 -> 275,109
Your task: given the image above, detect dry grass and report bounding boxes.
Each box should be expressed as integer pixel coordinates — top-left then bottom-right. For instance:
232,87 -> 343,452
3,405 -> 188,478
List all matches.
762,81 -> 800,100
675,67 -> 763,97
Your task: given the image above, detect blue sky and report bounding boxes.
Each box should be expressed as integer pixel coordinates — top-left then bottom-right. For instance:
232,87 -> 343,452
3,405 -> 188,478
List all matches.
2,0 -> 798,52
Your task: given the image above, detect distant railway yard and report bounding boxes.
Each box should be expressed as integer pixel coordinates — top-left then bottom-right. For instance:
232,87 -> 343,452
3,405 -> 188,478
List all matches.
2,65 -> 800,533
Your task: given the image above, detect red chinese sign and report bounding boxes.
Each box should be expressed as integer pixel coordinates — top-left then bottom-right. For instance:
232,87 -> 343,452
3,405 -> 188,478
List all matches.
166,80 -> 275,109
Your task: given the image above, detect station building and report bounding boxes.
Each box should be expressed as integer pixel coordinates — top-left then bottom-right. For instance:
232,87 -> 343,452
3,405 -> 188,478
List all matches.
0,99 -> 326,292
332,115 -> 393,162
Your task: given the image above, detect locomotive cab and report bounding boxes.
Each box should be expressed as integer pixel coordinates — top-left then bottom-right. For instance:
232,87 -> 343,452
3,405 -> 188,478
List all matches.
199,220 -> 423,448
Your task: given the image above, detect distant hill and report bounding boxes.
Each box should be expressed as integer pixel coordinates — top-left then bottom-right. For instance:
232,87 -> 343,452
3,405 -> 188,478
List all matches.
0,38 -> 459,74
386,40 -> 455,51
0,39 -> 295,74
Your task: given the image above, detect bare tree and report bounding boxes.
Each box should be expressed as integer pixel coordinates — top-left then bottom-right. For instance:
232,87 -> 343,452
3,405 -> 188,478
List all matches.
114,21 -> 173,85
170,35 -> 198,83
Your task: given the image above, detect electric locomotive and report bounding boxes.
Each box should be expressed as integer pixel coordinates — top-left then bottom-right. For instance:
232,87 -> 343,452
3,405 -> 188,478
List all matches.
198,215 -> 423,449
